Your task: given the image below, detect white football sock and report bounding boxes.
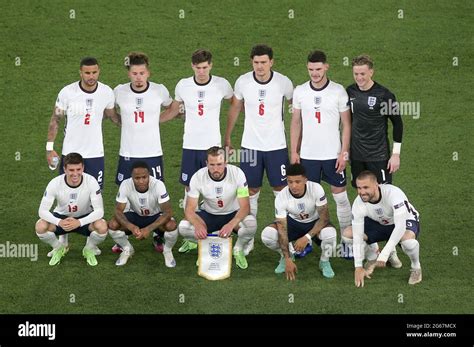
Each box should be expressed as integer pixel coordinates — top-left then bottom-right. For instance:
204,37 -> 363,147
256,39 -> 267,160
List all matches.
163,228 -> 178,252
365,242 -> 379,261
37,231 -> 60,249
85,231 -> 106,250
261,226 -> 283,256
319,227 -> 337,261
178,220 -> 197,241
249,191 -> 260,217
59,234 -> 69,246
108,229 -> 132,249
401,239 -> 421,269
332,191 -> 352,231
234,215 -> 257,251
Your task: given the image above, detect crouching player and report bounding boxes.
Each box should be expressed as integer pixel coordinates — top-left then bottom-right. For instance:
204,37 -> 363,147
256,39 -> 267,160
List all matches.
36,152 -> 107,266
178,146 -> 257,269
261,164 -> 337,280
343,171 -> 422,286
108,161 -> 178,267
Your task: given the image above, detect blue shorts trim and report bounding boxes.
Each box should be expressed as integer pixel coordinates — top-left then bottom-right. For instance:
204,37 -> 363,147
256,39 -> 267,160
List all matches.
239,147 -> 288,188
197,210 -> 237,233
300,158 -> 346,187
59,156 -> 104,189
52,212 -> 91,236
123,211 -> 164,236
179,149 -> 208,186
116,155 -> 164,185
286,216 -> 322,246
364,217 -> 420,244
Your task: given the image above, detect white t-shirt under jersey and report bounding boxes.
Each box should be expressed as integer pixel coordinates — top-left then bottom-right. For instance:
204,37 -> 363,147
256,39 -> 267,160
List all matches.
292,80 -> 350,160
275,181 -> 328,223
56,81 -> 114,158
114,82 -> 172,157
175,75 -> 233,150
188,164 -> 249,215
234,71 -> 293,151
116,176 -> 170,216
38,173 -> 104,227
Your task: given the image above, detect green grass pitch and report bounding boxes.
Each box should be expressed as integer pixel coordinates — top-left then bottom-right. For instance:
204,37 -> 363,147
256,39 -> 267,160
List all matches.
0,0 -> 472,314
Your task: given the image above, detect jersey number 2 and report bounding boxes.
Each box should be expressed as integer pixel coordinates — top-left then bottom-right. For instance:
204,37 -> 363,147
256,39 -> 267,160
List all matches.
84,114 -> 90,125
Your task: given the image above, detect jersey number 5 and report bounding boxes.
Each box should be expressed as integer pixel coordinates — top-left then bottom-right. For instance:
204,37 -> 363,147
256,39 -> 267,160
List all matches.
198,103 -> 204,116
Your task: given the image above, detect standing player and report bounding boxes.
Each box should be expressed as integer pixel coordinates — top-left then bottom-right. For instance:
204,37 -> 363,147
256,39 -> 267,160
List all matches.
178,147 -> 257,269
108,161 -> 178,267
290,50 -> 352,248
347,54 -> 403,186
114,52 -> 173,184
45,57 -> 117,250
341,171 -> 422,286
225,44 -> 293,220
347,54 -> 404,266
46,56 -> 118,188
113,52 -> 174,253
35,153 -> 107,266
261,164 -> 337,280
160,49 -> 233,254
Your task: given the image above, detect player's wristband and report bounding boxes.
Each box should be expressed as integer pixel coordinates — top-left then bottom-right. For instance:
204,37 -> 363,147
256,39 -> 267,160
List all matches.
46,142 -> 54,151
305,233 -> 312,241
392,142 -> 401,155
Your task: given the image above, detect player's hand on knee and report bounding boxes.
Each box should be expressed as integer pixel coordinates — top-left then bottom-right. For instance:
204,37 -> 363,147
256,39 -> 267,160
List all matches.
218,224 -> 233,238
294,237 -> 308,253
130,225 -> 140,238
195,226 -> 207,240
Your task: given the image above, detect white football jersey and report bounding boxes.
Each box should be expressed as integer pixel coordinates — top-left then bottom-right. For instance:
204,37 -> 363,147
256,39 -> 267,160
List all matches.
188,164 -> 249,215
293,80 -> 350,160
39,173 -> 103,226
275,181 -> 328,223
352,184 -> 419,226
175,75 -> 233,150
234,71 -> 293,151
55,81 -> 114,158
116,176 -> 170,216
114,82 -> 172,157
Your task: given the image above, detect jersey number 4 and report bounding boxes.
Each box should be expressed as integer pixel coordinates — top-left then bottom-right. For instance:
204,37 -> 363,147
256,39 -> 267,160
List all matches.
315,111 -> 321,123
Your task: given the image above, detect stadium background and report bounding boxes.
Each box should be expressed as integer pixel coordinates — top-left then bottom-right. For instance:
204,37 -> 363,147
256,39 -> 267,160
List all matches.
0,0 -> 472,314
